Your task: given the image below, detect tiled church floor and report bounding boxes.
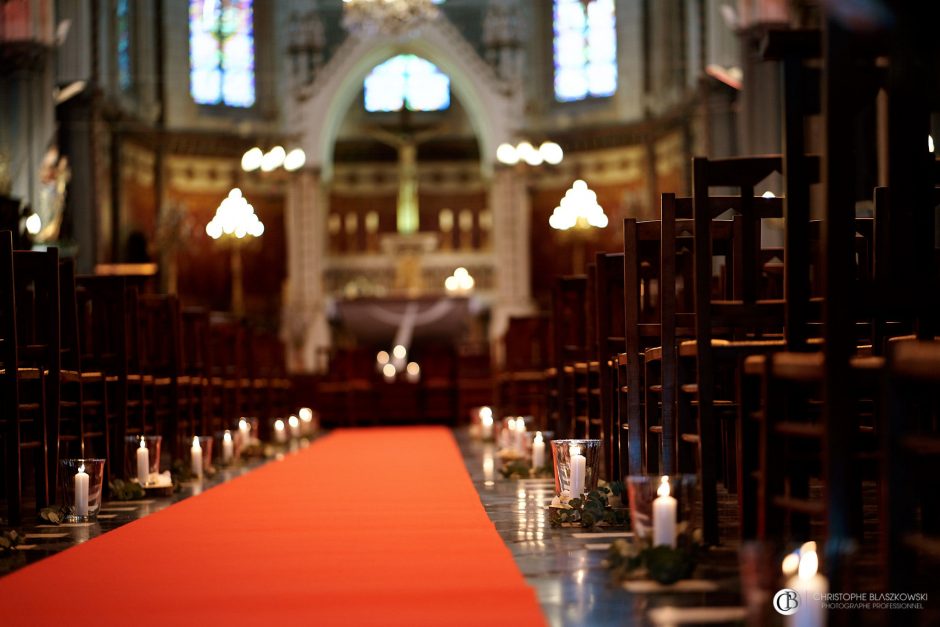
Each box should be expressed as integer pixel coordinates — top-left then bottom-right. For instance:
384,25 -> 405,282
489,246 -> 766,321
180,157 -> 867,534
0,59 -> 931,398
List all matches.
454,430 -> 746,627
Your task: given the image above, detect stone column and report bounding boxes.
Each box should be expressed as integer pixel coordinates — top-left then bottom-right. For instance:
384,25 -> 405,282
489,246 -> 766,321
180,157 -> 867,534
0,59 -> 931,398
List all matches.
488,166 -> 534,356
283,167 -> 330,373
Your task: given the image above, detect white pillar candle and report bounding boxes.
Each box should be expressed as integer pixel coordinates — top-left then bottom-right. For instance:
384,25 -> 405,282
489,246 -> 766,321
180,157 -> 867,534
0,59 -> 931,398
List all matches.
480,411 -> 494,440
136,437 -> 150,485
786,544 -> 828,627
74,464 -> 89,516
569,445 -> 586,497
238,419 -> 251,447
299,407 -> 314,435
274,419 -> 287,443
222,431 -> 234,464
191,436 -> 203,480
653,475 -> 677,547
288,415 -> 300,439
502,418 -> 515,449
515,419 -> 527,453
532,432 -> 545,469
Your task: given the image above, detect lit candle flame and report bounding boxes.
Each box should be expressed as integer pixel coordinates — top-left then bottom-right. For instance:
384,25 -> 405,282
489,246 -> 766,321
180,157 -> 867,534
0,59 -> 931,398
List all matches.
223,430 -> 232,443
192,435 -> 201,450
299,407 -> 313,422
239,418 -> 249,430
569,444 -> 581,457
139,436 -> 146,449
479,406 -> 492,420
289,416 -> 299,428
798,547 -> 819,579
781,551 -> 800,576
78,463 -> 85,473
534,431 -> 543,443
274,419 -> 285,431
657,475 -> 671,498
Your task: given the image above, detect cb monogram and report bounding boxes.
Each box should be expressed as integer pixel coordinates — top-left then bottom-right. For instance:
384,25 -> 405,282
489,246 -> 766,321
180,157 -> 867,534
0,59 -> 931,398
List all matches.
773,588 -> 801,615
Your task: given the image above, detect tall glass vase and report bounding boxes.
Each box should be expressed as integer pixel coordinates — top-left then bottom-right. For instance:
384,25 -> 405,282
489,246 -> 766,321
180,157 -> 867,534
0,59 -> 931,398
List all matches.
550,439 -> 602,497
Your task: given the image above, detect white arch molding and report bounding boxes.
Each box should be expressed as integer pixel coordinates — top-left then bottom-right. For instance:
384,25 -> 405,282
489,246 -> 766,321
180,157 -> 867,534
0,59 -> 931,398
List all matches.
282,16 -> 532,373
290,17 -> 520,181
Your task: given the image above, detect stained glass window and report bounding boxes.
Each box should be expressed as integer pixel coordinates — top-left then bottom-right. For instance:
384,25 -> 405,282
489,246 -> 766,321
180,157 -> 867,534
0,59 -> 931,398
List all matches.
116,0 -> 132,92
189,0 -> 256,108
364,55 -> 450,113
553,0 -> 617,102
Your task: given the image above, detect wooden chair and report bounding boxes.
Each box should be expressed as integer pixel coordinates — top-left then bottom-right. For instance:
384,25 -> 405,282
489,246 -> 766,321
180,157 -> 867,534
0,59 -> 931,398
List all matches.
456,344 -> 492,422
498,315 -> 550,426
420,346 -> 458,425
575,263 -> 600,440
882,339 -> 940,598
58,259 -> 109,464
75,276 -> 147,478
623,199 -> 734,479
139,294 -> 186,458
180,307 -> 212,441
690,155 -> 785,544
5,245 -> 61,518
206,315 -> 247,435
550,276 -> 589,438
594,252 -> 624,482
0,231 -> 26,524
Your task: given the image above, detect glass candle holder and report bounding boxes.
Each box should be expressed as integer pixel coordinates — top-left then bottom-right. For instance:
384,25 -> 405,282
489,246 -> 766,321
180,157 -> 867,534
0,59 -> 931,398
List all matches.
215,430 -> 236,466
625,474 -> 699,545
550,439 -> 602,497
123,435 -> 162,485
59,458 -> 106,521
187,436 -> 214,479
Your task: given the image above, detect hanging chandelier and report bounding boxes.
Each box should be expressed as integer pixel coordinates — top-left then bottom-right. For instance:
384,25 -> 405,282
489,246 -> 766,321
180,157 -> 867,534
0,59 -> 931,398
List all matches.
342,0 -> 443,37
549,180 -> 608,231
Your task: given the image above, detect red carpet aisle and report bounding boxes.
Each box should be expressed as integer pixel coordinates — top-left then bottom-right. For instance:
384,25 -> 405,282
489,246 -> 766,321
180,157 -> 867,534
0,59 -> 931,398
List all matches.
1,427 -> 546,627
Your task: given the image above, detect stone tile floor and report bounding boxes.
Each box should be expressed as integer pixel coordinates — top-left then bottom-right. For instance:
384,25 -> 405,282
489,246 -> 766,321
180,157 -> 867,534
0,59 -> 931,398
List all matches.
454,430 -> 749,627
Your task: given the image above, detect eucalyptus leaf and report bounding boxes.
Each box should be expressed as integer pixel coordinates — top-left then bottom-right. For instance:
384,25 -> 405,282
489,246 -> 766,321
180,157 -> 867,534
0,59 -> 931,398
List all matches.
39,506 -> 66,525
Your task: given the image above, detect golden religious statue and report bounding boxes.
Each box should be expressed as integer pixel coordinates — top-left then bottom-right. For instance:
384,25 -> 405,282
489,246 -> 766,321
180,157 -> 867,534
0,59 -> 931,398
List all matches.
367,123 -> 447,235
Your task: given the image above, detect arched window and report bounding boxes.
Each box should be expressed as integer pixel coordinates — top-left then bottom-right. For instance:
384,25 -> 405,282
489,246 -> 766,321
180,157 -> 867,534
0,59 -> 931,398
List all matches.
116,0 -> 133,92
189,0 -> 256,108
364,54 -> 450,113
553,0 -> 617,102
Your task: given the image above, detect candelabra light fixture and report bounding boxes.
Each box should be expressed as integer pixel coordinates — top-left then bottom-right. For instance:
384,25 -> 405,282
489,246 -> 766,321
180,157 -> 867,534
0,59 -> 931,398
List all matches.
496,140 -> 563,166
206,188 -> 265,315
241,146 -> 306,173
444,267 -> 475,295
549,179 -> 608,272
342,0 -> 444,37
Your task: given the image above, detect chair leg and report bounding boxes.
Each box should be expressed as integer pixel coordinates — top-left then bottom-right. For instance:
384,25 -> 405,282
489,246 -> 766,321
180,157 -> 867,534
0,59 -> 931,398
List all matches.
4,431 -> 22,526
37,375 -> 50,511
